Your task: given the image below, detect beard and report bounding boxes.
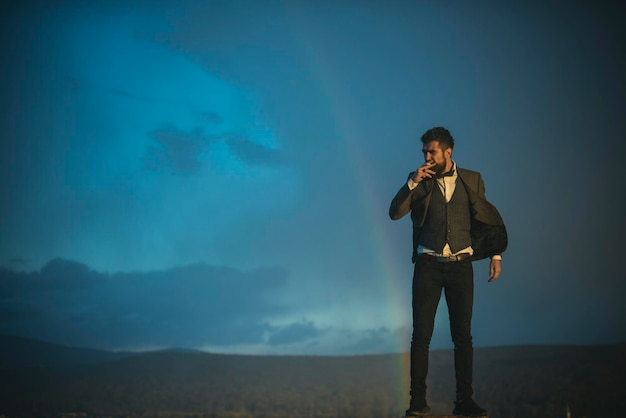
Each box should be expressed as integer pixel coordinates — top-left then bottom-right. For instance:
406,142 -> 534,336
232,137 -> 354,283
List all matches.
432,160 -> 447,174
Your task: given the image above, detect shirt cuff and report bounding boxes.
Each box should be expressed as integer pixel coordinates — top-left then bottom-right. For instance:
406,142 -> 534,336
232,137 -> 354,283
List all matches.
407,178 -> 418,190
491,254 -> 502,260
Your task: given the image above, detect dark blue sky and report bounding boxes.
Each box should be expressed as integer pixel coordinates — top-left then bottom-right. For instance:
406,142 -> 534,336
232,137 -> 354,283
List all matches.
1,0 -> 624,355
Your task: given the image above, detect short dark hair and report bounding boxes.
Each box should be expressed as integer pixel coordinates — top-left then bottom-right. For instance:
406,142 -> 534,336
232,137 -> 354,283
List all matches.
420,127 -> 455,150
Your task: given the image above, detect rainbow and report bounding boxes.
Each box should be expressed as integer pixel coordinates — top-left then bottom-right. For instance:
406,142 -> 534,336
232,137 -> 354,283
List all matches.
288,14 -> 413,409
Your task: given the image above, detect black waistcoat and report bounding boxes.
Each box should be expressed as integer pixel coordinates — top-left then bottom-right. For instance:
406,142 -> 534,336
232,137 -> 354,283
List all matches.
418,180 -> 472,254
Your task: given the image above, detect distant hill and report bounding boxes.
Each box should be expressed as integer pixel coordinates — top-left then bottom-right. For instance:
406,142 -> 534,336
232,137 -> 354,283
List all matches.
0,333 -> 135,369
0,335 -> 624,418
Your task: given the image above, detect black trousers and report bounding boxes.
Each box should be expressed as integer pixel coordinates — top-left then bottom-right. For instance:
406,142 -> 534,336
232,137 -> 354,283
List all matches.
410,256 -> 475,403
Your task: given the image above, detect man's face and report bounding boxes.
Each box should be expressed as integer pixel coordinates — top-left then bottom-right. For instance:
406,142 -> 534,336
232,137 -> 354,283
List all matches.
422,140 -> 452,174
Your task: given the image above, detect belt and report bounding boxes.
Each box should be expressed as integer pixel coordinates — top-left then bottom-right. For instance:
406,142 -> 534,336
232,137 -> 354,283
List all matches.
420,253 -> 472,263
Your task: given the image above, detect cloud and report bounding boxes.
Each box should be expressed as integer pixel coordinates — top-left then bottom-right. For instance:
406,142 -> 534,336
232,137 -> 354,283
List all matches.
107,87 -> 161,103
0,260 -> 95,298
144,126 -> 212,174
0,259 -> 290,350
0,7 -> 302,274
0,259 -> 411,355
0,258 -> 31,271
267,319 -> 324,346
226,136 -> 286,166
199,111 -> 223,124
143,128 -> 286,174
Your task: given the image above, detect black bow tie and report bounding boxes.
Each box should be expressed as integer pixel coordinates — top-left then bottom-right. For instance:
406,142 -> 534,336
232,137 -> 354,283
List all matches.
436,169 -> 455,178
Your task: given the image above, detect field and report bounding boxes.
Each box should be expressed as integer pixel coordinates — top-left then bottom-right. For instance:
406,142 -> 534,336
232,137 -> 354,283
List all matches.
0,335 -> 624,418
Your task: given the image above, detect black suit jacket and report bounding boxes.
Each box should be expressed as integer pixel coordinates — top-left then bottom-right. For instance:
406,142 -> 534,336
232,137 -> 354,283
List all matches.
389,167 -> 507,262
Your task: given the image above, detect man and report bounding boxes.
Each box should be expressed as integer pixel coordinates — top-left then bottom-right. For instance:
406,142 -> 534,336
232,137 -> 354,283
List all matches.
389,127 -> 507,417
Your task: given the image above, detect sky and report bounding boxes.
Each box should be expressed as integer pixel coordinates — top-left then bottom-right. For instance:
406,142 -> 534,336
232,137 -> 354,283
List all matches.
1,0 -> 625,356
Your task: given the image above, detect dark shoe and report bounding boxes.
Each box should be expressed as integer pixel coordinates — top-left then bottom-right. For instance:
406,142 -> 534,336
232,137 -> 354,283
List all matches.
405,400 -> 431,416
453,398 -> 487,417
